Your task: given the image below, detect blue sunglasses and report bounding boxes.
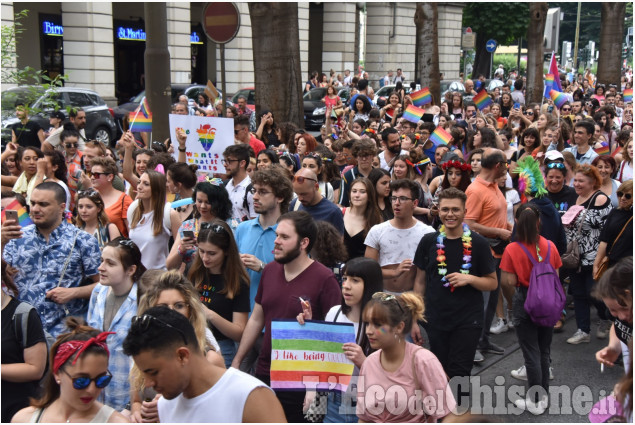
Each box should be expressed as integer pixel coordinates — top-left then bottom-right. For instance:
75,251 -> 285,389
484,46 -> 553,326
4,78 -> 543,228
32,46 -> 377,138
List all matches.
63,369 -> 112,390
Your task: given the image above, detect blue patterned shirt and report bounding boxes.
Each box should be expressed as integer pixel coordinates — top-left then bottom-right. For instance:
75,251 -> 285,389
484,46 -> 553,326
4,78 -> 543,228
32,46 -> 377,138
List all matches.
87,283 -> 138,411
3,221 -> 101,336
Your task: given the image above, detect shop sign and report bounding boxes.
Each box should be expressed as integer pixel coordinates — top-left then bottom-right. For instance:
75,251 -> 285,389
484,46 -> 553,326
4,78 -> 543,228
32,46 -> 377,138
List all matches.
43,21 -> 63,36
117,27 -> 146,41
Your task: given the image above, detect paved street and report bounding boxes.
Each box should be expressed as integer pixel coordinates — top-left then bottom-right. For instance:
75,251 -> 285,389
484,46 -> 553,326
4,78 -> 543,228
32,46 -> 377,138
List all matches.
466,303 -> 625,422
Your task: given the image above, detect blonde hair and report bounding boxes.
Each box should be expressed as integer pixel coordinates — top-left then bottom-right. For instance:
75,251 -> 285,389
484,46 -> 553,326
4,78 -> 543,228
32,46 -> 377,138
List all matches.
362,291 -> 425,335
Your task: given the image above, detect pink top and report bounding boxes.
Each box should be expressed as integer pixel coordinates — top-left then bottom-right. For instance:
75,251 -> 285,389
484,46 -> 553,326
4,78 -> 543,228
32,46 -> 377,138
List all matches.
357,342 -> 456,422
324,95 -> 340,109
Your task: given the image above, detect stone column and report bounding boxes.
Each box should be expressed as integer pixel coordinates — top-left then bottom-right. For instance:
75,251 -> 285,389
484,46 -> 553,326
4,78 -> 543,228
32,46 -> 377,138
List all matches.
298,3 -> 310,82
1,2 -> 16,87
61,3 -> 116,103
166,2 -> 191,84
321,3 -> 357,76
365,3 -> 417,88
438,3 -> 464,81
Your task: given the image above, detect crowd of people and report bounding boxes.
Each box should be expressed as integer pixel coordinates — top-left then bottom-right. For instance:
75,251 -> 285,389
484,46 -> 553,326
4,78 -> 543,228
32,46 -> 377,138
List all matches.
0,63 -> 633,423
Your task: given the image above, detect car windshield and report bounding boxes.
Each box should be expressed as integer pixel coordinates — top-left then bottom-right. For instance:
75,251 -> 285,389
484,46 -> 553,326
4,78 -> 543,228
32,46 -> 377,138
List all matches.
1,87 -> 44,114
304,88 -> 327,101
377,86 -> 394,97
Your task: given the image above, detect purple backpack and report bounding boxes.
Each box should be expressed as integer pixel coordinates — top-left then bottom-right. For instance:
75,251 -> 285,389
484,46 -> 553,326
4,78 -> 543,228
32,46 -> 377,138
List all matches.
516,242 -> 566,327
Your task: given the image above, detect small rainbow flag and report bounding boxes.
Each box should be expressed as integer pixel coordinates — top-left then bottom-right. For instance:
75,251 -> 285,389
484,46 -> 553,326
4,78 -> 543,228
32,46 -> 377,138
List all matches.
140,97 -> 151,119
543,74 -> 555,97
0,199 -> 33,227
130,112 -> 152,133
402,105 -> 425,123
410,87 -> 432,107
549,89 -> 568,109
429,126 -> 452,147
473,89 -> 493,110
624,88 -> 633,103
594,142 -> 610,156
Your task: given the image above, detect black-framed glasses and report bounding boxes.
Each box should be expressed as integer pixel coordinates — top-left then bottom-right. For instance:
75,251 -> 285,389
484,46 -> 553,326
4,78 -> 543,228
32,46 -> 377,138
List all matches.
64,143 -> 78,148
200,222 -> 226,234
546,162 -> 566,170
131,314 -> 188,345
388,196 -> 413,203
293,176 -> 317,184
221,159 -> 240,166
617,191 -> 632,200
372,292 -> 405,314
250,187 -> 273,196
62,369 -> 112,390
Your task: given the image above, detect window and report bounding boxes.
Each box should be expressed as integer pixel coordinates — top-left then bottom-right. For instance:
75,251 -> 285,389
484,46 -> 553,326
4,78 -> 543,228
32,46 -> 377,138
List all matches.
67,92 -> 93,107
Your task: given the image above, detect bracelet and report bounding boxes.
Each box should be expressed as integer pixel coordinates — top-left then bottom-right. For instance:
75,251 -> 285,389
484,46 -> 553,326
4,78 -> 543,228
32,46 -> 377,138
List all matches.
178,244 -> 186,256
178,147 -> 186,152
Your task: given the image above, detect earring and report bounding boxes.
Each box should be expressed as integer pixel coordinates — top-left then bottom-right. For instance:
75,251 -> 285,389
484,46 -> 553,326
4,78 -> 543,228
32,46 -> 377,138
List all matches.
394,333 -> 398,340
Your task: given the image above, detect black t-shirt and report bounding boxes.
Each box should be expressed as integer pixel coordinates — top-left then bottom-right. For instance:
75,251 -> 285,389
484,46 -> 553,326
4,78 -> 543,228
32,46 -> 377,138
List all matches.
599,208 -> 633,265
547,185 -> 578,215
10,120 -> 42,149
199,274 -> 250,341
414,231 -> 496,331
614,318 -> 632,345
1,298 -> 46,423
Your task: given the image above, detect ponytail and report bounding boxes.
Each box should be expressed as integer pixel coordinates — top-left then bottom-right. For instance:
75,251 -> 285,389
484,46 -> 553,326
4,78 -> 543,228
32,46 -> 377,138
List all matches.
399,292 -> 425,334
515,203 -> 540,245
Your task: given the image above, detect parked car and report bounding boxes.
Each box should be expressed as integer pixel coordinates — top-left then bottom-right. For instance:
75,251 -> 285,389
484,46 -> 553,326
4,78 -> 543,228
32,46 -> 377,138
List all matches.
303,87 -> 350,130
441,81 -> 466,98
230,87 -> 256,112
1,86 -> 117,147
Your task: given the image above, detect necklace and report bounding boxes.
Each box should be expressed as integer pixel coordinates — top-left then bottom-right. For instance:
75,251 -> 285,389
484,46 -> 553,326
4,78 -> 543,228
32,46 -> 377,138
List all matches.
436,224 -> 472,292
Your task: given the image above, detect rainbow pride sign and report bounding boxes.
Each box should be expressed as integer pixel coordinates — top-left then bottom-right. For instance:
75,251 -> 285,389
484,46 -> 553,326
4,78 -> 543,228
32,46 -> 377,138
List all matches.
473,89 -> 493,110
130,112 -> 152,133
411,87 -> 432,107
270,319 -> 355,393
624,89 -> 633,103
402,105 -> 425,123
429,126 -> 452,147
196,124 -> 216,152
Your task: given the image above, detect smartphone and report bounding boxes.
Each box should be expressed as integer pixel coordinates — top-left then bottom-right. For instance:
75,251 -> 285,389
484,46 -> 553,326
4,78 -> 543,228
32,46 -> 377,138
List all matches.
472,111 -> 476,118
513,103 -> 520,110
183,230 -> 195,239
4,209 -> 19,224
547,105 -> 554,113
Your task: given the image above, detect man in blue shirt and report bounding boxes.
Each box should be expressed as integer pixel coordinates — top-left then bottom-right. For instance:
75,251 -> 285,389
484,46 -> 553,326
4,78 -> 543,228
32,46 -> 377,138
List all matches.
235,166 -> 293,373
2,182 -> 101,336
564,120 -> 599,165
289,168 -> 344,234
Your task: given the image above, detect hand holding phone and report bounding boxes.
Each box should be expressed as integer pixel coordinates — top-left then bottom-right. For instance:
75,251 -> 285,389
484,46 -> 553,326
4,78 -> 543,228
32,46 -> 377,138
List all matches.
4,209 -> 19,224
183,230 -> 195,239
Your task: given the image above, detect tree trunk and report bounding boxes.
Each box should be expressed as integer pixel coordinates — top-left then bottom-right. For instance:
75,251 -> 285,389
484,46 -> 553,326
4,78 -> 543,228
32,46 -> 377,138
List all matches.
526,3 -> 548,104
248,3 -> 303,128
414,3 -> 440,103
597,3 -> 625,87
471,32 -> 490,79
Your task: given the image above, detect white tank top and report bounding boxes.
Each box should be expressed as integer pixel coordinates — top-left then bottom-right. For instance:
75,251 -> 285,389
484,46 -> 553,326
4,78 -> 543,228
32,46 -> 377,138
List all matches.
157,367 -> 271,423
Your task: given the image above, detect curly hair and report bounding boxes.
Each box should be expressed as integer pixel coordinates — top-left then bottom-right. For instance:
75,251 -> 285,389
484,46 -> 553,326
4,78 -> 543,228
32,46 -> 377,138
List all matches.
192,181 -> 232,221
310,221 -> 348,268
251,165 -> 294,213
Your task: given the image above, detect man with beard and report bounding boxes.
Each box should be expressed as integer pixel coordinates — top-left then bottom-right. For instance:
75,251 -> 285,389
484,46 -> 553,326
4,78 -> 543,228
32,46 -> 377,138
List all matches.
232,211 -> 341,422
45,108 -> 88,151
2,182 -> 101,336
378,127 -> 408,171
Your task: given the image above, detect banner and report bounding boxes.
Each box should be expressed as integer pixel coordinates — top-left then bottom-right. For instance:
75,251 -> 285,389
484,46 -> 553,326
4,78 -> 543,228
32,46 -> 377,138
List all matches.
168,114 -> 235,174
270,319 -> 355,393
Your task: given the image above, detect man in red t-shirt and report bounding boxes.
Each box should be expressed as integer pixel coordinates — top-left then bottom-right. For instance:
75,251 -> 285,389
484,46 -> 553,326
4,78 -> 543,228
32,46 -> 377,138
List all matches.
232,211 -> 341,422
234,114 -> 265,156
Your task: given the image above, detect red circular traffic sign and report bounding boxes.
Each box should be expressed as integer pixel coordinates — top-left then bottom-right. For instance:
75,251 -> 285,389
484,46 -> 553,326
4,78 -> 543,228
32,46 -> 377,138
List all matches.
202,2 -> 240,44
465,27 -> 472,33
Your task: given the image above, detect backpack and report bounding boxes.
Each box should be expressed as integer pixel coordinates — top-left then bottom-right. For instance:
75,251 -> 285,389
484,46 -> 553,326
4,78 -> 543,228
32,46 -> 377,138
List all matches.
13,302 -> 56,388
516,242 -> 566,327
222,179 -> 253,219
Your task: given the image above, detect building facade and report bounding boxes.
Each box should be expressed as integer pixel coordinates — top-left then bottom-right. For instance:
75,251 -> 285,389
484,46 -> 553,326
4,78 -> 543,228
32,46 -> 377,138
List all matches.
2,2 -> 464,105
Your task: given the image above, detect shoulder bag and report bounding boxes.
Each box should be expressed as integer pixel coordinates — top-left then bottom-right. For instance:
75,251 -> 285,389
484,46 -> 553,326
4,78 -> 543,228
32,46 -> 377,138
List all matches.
593,216 -> 632,280
561,191 -> 599,271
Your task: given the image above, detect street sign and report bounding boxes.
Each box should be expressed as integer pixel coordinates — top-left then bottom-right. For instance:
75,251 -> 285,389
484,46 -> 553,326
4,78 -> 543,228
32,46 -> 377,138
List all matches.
462,32 -> 476,50
486,39 -> 497,53
202,2 -> 240,44
465,27 -> 472,33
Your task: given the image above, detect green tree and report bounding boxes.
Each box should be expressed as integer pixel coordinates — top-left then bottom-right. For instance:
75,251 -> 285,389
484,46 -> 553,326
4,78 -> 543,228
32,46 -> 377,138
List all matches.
462,3 -> 529,78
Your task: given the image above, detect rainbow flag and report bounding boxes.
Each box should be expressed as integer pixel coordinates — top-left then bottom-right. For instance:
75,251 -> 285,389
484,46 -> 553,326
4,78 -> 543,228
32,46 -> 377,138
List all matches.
140,97 -> 151,119
402,105 -> 425,123
543,74 -> 555,98
429,126 -> 452,147
473,89 -> 493,110
130,112 -> 152,133
594,142 -> 610,156
624,88 -> 633,103
410,87 -> 432,107
549,90 -> 568,109
0,199 -> 33,227
270,320 -> 355,393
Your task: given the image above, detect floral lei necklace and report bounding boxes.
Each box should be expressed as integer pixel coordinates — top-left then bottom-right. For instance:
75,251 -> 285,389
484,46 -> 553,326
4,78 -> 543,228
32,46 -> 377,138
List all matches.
436,223 -> 472,292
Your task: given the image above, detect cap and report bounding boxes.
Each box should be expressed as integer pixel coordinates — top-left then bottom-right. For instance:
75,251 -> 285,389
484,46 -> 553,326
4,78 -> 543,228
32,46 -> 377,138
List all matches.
544,150 -> 564,163
50,110 -> 65,120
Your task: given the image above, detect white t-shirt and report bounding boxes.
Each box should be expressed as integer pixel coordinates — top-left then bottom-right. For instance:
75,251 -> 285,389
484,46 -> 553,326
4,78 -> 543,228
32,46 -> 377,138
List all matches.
503,188 -> 521,226
127,200 -> 172,270
325,305 -> 359,338
157,367 -> 272,423
364,220 -> 435,267
378,149 -> 409,171
225,176 -> 256,222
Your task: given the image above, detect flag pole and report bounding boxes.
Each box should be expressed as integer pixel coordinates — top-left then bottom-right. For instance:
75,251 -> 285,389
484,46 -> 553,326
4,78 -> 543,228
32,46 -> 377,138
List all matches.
129,98 -> 144,132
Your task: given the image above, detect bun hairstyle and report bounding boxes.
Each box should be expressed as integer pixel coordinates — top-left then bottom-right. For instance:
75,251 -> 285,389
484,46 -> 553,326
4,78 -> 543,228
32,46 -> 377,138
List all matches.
32,318 -> 106,409
167,162 -> 198,190
105,237 -> 147,282
363,291 -> 425,336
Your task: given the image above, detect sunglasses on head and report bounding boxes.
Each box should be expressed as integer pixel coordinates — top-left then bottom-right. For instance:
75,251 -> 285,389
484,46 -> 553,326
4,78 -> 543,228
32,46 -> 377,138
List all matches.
200,222 -> 226,234
62,369 -> 112,390
372,292 -> 405,314
546,162 -> 566,170
131,314 -> 188,345
293,176 -> 317,184
77,189 -> 99,197
617,191 -> 632,200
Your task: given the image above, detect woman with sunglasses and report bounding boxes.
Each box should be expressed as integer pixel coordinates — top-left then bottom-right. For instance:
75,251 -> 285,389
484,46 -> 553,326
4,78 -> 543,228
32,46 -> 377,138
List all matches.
129,271 -> 222,423
11,317 -> 128,423
187,220 -> 250,368
75,190 -> 121,249
86,238 -> 145,412
356,292 -> 455,422
166,181 -> 233,270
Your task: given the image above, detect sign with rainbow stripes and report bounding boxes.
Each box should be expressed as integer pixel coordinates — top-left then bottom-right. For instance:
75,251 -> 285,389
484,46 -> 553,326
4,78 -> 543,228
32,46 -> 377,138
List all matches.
429,126 -> 452,147
410,87 -> 432,107
473,89 -> 493,110
549,90 -> 568,109
0,199 -> 33,227
402,105 -> 425,123
594,142 -> 610,156
130,111 -> 152,133
270,319 -> 355,393
624,88 -> 633,103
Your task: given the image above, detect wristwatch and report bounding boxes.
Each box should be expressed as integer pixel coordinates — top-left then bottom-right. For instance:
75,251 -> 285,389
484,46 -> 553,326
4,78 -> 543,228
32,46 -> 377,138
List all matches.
258,261 -> 265,272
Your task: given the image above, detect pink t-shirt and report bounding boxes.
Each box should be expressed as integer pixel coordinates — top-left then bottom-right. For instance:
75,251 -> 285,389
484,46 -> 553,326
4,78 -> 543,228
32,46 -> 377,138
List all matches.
357,343 -> 456,423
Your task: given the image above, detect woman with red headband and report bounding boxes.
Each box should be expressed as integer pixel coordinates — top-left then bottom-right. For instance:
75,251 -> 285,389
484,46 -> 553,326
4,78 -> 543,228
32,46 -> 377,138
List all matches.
11,317 -> 127,423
